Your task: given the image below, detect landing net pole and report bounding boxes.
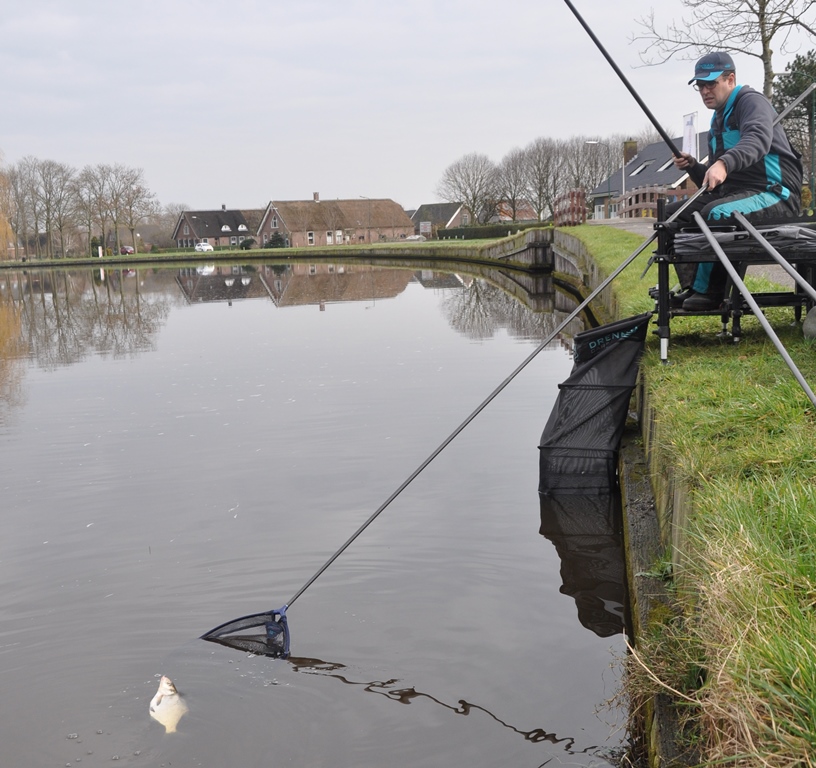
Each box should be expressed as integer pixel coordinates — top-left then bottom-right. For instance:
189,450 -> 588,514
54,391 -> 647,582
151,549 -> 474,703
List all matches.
285,186 -> 715,609
693,212 -> 816,409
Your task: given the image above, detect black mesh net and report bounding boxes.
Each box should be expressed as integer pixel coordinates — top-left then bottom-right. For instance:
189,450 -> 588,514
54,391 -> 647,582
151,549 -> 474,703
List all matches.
539,313 -> 651,494
201,607 -> 290,658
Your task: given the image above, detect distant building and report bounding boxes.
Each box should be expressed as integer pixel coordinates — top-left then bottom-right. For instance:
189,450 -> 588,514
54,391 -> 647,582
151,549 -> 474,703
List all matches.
256,194 -> 415,248
410,202 -> 470,237
172,205 -> 262,249
589,132 -> 710,219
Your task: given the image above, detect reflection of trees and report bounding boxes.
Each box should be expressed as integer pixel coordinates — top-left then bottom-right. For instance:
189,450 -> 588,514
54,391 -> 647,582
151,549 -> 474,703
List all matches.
3,269 -> 172,369
440,279 -> 583,343
0,291 -> 27,423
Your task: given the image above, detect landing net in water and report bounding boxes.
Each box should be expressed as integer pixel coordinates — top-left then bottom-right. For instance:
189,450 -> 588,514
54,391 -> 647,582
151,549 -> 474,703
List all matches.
201,606 -> 290,658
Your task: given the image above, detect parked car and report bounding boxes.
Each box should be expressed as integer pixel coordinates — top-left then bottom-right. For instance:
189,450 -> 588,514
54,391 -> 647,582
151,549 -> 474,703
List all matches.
195,242 -> 214,252
120,245 -> 135,254
405,234 -> 426,242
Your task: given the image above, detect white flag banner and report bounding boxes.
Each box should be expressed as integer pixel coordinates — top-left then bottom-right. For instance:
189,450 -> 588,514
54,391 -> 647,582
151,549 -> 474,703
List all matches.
682,113 -> 697,157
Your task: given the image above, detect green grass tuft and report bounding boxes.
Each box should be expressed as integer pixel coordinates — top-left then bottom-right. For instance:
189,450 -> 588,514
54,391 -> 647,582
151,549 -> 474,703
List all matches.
575,223 -> 816,766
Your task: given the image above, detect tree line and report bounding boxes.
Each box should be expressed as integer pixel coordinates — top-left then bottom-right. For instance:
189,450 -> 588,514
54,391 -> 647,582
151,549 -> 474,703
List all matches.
436,129 -> 662,224
437,59 -> 816,225
0,155 -> 186,259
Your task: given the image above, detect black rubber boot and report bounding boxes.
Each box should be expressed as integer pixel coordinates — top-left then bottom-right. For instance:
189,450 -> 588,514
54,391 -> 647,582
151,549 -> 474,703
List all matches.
683,292 -> 721,311
670,289 -> 695,308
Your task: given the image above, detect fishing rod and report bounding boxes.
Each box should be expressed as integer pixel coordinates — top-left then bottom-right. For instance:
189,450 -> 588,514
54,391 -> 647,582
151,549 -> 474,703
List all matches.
561,0 -> 682,157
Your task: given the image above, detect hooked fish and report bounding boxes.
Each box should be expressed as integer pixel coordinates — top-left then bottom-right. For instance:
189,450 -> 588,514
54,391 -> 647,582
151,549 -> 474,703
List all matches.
149,675 -> 189,734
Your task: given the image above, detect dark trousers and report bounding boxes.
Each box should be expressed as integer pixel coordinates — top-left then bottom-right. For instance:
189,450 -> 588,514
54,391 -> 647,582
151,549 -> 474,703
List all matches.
666,187 -> 799,294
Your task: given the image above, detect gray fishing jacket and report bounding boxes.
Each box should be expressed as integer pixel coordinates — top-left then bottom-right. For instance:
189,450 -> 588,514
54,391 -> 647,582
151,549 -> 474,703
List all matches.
689,85 -> 803,204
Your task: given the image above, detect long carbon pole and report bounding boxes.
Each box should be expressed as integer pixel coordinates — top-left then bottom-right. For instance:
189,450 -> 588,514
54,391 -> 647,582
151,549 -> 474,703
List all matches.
288,0 -> 732,609
285,186 -> 714,609
562,0 -> 682,157
286,249 -> 638,607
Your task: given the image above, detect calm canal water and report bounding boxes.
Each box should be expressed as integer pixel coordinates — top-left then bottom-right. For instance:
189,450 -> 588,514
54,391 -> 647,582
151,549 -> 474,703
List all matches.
0,261 -> 627,767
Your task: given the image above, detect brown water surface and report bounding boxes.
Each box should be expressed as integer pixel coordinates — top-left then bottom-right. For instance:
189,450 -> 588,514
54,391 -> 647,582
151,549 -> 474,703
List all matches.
0,263 -> 625,767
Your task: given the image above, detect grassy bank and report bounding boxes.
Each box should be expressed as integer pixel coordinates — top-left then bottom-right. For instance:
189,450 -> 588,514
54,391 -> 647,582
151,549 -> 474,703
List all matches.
569,224 -> 816,765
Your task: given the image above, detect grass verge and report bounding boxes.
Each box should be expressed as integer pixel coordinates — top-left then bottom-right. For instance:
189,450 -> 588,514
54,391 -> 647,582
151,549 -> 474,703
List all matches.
568,224 -> 816,766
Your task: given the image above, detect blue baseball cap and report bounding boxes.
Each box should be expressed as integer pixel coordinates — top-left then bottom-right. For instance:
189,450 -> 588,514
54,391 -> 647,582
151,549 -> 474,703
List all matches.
688,52 -> 735,84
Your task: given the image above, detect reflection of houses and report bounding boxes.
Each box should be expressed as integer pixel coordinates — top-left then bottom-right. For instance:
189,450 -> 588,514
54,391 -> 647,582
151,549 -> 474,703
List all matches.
413,271 -> 464,289
589,132 -> 709,219
175,264 -> 414,308
172,206 -> 264,249
176,267 -> 271,304
257,195 -> 415,248
410,203 -> 470,238
271,264 -> 413,308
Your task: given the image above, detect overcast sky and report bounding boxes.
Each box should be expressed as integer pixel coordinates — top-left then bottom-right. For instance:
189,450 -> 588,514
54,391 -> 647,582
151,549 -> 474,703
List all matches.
0,0 -> 801,212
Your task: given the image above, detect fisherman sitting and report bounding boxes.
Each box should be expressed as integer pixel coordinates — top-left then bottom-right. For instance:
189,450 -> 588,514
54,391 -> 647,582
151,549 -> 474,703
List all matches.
667,52 -> 803,311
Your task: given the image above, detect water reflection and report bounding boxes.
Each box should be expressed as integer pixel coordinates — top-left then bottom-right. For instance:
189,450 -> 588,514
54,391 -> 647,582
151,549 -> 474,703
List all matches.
0,268 -> 173,368
0,262 -> 586,374
539,494 -> 627,638
0,261 -> 624,766
0,295 -> 26,424
287,655 -> 587,754
199,647 -> 599,759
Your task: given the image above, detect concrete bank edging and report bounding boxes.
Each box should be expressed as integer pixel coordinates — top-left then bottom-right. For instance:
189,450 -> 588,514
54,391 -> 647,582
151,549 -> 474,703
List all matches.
620,427 -> 697,767
554,226 -> 695,765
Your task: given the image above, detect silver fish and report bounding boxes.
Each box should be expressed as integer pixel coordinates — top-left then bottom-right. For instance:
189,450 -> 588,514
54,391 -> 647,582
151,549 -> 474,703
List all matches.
149,675 -> 189,734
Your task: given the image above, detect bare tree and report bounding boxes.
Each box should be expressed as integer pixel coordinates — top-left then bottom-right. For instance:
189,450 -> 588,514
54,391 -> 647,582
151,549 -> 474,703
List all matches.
5,165 -> 24,259
74,166 -> 100,256
523,137 -> 567,221
36,160 -> 76,257
13,157 -> 42,257
632,124 -> 666,149
436,152 -> 499,224
120,169 -> 158,252
107,164 -> 139,253
633,0 -> 816,98
0,156 -> 16,260
151,202 -> 188,249
563,136 -> 609,195
85,163 -> 113,254
497,148 -> 529,221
